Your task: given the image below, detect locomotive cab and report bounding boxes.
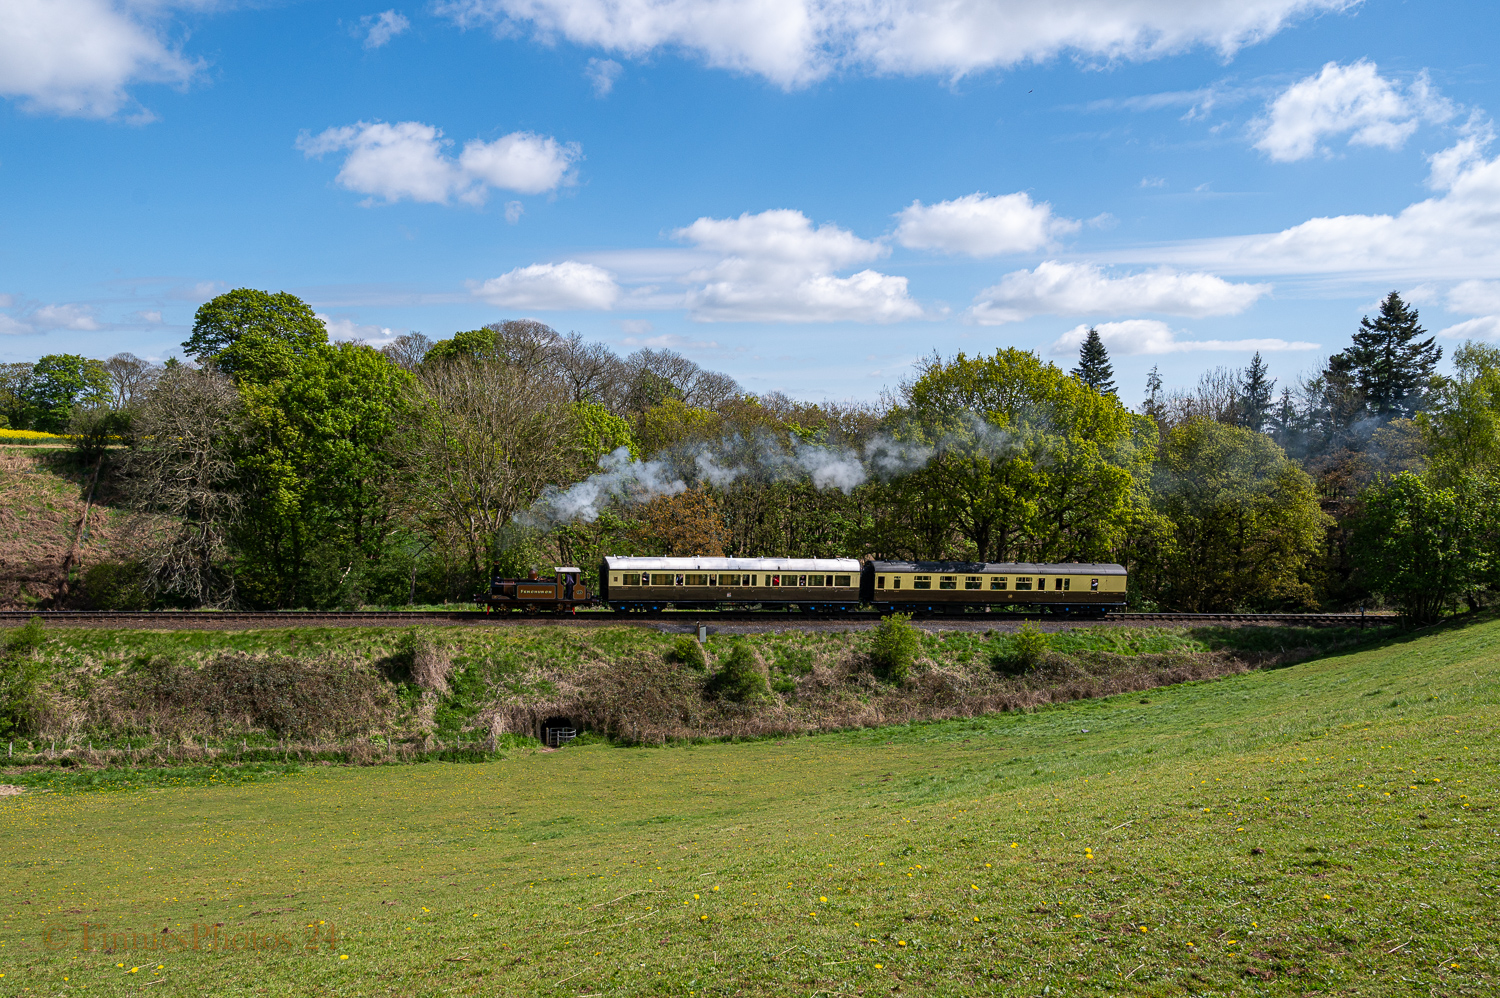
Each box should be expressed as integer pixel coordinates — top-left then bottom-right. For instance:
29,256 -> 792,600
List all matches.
484,566 -> 588,612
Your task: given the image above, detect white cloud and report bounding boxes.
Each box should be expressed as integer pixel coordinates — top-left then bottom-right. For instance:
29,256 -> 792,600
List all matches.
619,319 -> 653,335
1438,316 -> 1500,341
0,0 -> 202,118
969,261 -> 1270,325
0,294 -> 13,308
1112,135 -> 1500,281
319,313 -> 398,344
673,209 -> 922,322
435,0 -> 1351,89
361,10 -> 411,49
504,200 -> 524,224
32,303 -> 100,330
894,192 -> 1079,257
1252,61 -> 1452,162
0,314 -> 31,335
1438,279 -> 1500,341
297,120 -> 580,205
129,309 -> 164,324
470,261 -> 622,310
458,131 -> 582,195
586,57 -> 622,96
1049,319 -> 1318,356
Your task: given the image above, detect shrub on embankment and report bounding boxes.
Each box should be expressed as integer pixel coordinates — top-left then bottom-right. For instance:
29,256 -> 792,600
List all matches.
0,620 -> 1399,756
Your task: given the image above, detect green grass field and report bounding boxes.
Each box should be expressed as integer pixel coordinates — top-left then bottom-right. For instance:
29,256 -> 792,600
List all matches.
2,618 -> 1496,997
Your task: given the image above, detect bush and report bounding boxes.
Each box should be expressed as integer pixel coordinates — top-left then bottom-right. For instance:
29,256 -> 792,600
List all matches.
870,613 -> 920,683
0,618 -> 48,738
670,635 -> 708,671
705,642 -> 769,703
80,561 -> 152,610
1011,623 -> 1049,669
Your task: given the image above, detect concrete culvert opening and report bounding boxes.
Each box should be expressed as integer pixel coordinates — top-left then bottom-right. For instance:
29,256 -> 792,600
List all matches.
541,716 -> 578,748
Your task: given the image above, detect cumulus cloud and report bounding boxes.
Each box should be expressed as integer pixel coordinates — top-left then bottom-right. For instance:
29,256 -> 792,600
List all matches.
586,57 -> 623,95
1113,134 -> 1500,281
360,10 -> 411,49
894,192 -> 1079,257
435,0 -> 1351,89
297,120 -> 580,205
470,261 -> 622,310
674,209 -> 922,322
1049,319 -> 1318,356
970,261 -> 1269,325
1252,61 -> 1453,162
0,0 -> 202,118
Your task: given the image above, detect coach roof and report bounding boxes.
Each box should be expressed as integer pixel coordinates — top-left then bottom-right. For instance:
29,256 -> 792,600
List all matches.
603,557 -> 861,572
871,561 -> 1126,575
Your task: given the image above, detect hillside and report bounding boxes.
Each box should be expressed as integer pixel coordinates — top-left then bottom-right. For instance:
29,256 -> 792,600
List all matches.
0,617 -> 1495,994
0,447 -> 142,610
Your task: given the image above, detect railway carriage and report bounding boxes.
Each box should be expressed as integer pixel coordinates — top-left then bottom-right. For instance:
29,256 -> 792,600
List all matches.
866,561 -> 1126,615
599,556 -> 863,612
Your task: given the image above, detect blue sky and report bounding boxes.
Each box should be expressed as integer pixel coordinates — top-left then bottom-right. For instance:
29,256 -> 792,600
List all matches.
3,0 -> 1498,403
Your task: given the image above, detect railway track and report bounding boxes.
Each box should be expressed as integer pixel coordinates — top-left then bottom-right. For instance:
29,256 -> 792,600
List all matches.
0,609 -> 1395,629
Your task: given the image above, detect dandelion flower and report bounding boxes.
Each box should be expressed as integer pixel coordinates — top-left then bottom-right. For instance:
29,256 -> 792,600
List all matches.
898,941 -> 906,946
1010,843 -> 1018,848
820,897 -> 827,902
340,955 -> 349,960
875,964 -> 884,969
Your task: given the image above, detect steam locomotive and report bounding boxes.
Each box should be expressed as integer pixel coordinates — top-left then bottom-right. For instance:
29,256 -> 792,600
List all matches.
485,557 -> 1127,615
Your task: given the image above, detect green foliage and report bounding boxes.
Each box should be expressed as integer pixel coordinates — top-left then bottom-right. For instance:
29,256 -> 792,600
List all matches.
1420,341 -> 1500,482
705,641 -> 768,702
570,401 -> 638,463
1344,290 -> 1442,420
670,635 -> 708,672
24,355 -> 111,433
80,561 -> 153,610
0,617 -> 47,738
183,288 -> 327,374
869,613 -> 920,683
1145,419 -> 1328,611
1352,471 -> 1498,623
889,348 -> 1154,561
1070,327 -> 1115,395
232,340 -> 414,609
423,328 -> 497,365
67,404 -> 130,460
1010,623 -> 1049,669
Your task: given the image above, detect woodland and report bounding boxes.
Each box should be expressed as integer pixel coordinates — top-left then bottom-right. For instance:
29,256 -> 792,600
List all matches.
2,288 -> 1497,622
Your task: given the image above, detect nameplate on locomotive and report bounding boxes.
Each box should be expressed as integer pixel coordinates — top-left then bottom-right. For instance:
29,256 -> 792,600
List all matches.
516,585 -> 558,599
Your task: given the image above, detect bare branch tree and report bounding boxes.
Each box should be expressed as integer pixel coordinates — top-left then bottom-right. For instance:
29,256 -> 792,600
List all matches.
102,353 -> 160,410
555,332 -> 625,405
403,357 -> 574,577
382,332 -> 433,372
121,365 -> 242,607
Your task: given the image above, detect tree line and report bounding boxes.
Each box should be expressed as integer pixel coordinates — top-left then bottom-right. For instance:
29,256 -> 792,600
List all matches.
9,288 -> 1498,622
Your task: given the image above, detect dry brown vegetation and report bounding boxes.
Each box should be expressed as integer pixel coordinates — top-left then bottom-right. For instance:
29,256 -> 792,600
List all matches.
0,449 -> 145,610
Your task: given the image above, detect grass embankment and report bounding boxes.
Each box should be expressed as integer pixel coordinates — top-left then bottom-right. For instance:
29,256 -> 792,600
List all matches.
7,622 -> 1393,757
0,618 -> 1496,996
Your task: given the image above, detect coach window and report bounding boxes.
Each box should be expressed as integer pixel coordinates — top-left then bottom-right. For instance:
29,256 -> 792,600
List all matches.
708,574 -> 718,586
991,577 -> 1007,590
1060,577 -> 1071,591
798,574 -> 808,587
650,574 -> 671,586
1015,577 -> 1033,590
834,574 -> 851,587
750,575 -> 758,586
939,576 -> 957,590
674,574 -> 685,586
684,574 -> 706,586
892,576 -> 902,589
876,575 -> 886,589
965,576 -> 982,590
622,573 -> 639,586
1090,578 -> 1099,592
771,575 -> 781,587
913,575 -> 932,590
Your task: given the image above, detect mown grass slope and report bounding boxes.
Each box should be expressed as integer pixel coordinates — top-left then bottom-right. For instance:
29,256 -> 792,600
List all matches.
1,618 -> 1496,996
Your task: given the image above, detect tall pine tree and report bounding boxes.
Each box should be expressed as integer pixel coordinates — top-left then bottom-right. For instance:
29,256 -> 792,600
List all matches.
1071,327 -> 1115,395
1239,352 -> 1275,432
1345,291 -> 1442,419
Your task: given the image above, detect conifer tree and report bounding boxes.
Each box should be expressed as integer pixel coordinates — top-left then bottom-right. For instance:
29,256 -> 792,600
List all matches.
1142,365 -> 1164,421
1239,352 -> 1275,432
1346,291 -> 1442,419
1072,327 -> 1115,395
